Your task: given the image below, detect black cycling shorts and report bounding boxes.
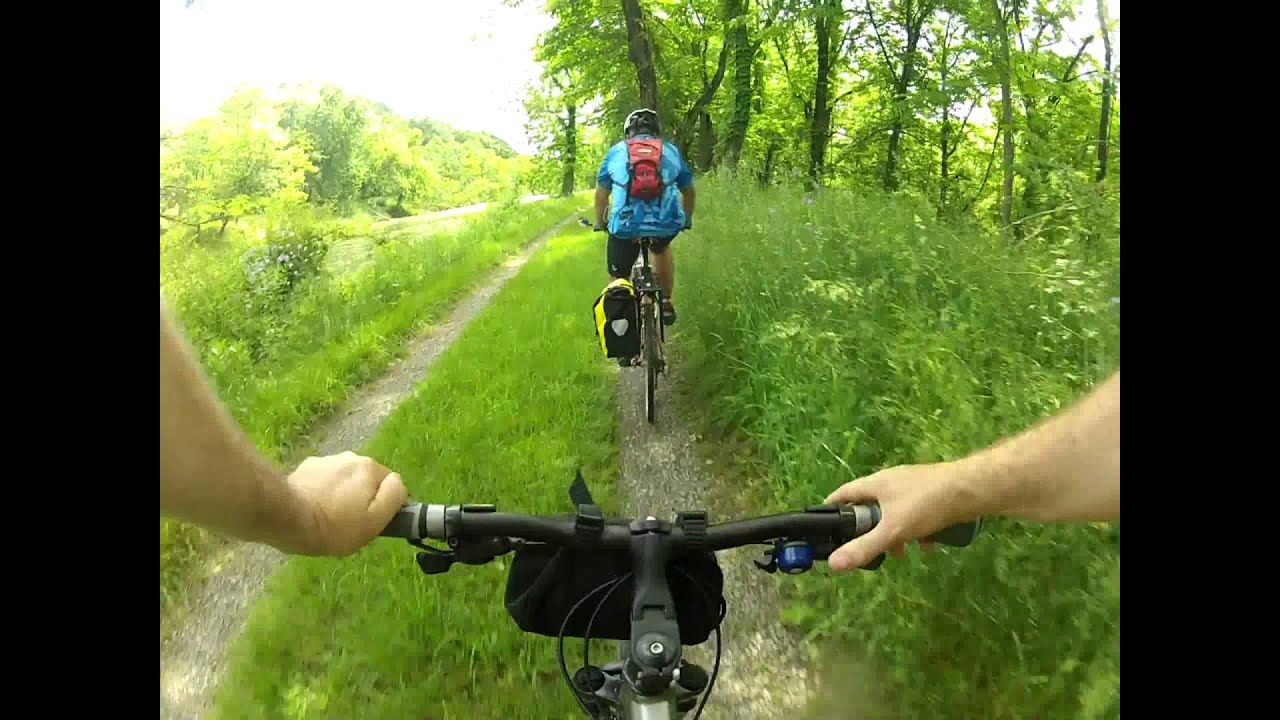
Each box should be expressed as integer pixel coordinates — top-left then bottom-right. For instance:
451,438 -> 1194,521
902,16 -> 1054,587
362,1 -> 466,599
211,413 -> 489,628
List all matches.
608,234 -> 674,278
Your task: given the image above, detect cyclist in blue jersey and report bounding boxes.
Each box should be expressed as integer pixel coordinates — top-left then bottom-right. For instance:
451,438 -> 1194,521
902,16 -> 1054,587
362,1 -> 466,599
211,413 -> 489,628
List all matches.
593,108 -> 696,326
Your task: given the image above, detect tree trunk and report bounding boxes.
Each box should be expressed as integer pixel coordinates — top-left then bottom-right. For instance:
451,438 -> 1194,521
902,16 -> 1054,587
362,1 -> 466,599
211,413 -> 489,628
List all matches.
561,103 -> 577,197
1095,0 -> 1113,183
720,0 -> 752,171
621,0 -> 661,111
809,0 -> 837,187
697,111 -> 716,170
935,14 -> 957,217
990,0 -> 1015,231
676,41 -> 730,161
761,141 -> 778,187
939,101 -> 951,216
1021,34 -> 1092,220
884,0 -> 931,192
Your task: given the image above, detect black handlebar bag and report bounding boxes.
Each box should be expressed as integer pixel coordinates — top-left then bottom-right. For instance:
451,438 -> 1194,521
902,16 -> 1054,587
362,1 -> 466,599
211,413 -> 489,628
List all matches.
503,475 -> 725,645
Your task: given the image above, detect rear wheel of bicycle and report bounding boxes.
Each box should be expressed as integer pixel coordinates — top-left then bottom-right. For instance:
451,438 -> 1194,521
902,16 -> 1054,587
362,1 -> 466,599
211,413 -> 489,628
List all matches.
644,300 -> 658,423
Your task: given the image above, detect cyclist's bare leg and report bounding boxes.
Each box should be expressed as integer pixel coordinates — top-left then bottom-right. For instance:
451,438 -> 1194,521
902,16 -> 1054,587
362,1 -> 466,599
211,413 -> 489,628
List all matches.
651,246 -> 675,301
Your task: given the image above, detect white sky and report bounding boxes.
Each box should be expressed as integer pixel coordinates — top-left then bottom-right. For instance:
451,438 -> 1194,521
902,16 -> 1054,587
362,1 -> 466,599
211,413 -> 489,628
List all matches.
160,0 -> 1118,153
159,0 -> 554,153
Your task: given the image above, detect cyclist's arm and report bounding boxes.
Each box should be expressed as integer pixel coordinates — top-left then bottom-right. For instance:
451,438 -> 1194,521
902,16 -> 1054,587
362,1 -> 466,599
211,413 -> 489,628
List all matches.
160,300 -> 406,555
961,369 -> 1120,523
674,151 -> 695,222
595,149 -> 614,228
594,185 -> 610,229
825,369 -> 1118,570
680,184 -> 696,220
160,299 -> 308,549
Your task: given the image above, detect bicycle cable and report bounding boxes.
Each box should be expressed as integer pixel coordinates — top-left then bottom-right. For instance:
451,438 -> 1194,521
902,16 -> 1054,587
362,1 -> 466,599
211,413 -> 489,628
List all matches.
672,564 -> 727,720
559,575 -> 632,719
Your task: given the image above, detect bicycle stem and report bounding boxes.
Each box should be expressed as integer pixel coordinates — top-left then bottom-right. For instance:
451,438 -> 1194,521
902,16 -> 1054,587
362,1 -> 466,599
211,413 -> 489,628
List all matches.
627,526 -> 681,696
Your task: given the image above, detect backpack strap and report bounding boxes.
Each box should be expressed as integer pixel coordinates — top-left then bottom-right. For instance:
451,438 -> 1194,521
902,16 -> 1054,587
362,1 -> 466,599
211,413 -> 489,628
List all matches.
623,138 -> 635,200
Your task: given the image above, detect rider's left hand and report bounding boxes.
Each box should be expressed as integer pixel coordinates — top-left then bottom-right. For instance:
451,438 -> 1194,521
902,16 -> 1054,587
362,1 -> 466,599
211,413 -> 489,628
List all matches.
280,451 -> 408,556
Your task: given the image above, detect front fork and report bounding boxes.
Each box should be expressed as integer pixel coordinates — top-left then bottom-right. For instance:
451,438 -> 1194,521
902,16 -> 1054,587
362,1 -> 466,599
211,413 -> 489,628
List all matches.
572,655 -> 707,719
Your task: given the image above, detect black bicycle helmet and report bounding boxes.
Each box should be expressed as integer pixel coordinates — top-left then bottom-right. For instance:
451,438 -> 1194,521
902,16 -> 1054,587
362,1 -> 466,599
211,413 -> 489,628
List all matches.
624,108 -> 660,138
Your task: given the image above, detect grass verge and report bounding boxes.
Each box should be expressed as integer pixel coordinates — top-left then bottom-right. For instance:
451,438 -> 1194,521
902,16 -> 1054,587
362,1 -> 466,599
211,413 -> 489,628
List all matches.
208,221 -> 623,719
160,194 -> 585,617
672,179 -> 1120,720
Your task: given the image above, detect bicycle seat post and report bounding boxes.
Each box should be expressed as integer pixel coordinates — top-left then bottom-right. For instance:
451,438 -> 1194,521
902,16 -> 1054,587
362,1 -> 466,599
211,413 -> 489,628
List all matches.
632,238 -> 661,303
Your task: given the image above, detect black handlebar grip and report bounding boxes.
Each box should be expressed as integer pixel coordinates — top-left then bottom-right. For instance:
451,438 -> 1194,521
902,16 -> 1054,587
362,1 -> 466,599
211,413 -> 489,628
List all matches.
863,504 -> 982,547
380,503 -> 423,539
859,506 -> 983,570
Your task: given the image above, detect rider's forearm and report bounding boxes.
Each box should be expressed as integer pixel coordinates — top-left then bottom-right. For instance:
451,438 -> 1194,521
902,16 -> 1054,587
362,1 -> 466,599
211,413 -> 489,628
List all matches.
681,186 -> 696,218
594,186 -> 610,227
160,300 -> 310,547
952,370 -> 1120,523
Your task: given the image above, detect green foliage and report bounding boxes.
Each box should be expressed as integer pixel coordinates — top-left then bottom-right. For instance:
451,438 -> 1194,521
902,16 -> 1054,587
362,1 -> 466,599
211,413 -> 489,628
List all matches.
410,117 -> 519,158
207,221 -> 617,720
159,88 -> 312,238
159,196 -> 583,613
158,77 -> 570,610
161,83 -> 537,234
526,0 -> 1120,235
672,179 -> 1119,719
279,85 -> 373,210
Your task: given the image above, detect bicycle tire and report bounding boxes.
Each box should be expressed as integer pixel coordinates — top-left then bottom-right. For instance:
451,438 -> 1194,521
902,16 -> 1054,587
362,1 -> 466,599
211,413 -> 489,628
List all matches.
644,300 -> 658,424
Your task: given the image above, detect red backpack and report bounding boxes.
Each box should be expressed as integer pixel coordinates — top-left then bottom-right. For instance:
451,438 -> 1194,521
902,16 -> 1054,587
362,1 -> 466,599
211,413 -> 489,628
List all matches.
625,138 -> 664,201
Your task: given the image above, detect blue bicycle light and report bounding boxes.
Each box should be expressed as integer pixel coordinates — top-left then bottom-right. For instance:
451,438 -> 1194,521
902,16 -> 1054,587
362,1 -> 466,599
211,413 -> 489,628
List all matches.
777,541 -> 814,574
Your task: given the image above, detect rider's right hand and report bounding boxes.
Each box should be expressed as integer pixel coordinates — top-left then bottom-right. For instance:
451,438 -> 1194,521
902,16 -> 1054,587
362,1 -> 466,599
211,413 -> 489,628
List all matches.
824,461 -> 979,571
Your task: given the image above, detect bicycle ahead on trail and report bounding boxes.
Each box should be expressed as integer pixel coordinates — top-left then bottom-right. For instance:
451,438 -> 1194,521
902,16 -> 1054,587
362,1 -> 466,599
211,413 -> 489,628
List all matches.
584,218 -> 666,423
379,472 -> 983,719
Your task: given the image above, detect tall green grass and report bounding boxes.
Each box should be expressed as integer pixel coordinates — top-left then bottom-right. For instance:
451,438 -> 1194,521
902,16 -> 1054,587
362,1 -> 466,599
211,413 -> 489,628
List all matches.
208,221 -> 621,719
673,180 -> 1120,719
160,195 -> 584,614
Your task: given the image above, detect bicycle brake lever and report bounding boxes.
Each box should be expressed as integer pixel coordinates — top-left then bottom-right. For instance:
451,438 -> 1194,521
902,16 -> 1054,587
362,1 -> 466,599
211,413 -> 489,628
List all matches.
415,547 -> 455,575
453,536 -> 512,565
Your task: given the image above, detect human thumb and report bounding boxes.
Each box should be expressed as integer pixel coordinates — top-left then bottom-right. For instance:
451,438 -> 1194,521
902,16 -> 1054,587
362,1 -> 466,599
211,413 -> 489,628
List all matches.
368,472 -> 408,528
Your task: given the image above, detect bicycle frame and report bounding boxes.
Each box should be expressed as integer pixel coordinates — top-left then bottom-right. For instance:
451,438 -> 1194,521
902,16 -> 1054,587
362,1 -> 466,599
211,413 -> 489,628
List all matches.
581,218 -> 665,350
630,237 -> 665,343
582,217 -> 668,423
633,237 -> 667,423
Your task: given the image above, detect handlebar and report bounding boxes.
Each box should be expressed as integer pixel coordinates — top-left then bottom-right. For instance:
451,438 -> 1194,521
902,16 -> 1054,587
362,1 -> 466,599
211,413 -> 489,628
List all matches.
380,501 -> 980,569
577,216 -> 692,234
378,497 -> 980,716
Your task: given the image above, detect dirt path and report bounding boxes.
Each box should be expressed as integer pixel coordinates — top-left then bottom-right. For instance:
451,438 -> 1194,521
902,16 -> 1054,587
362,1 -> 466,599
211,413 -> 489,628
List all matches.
158,217 -> 573,720
613,342 -> 817,719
